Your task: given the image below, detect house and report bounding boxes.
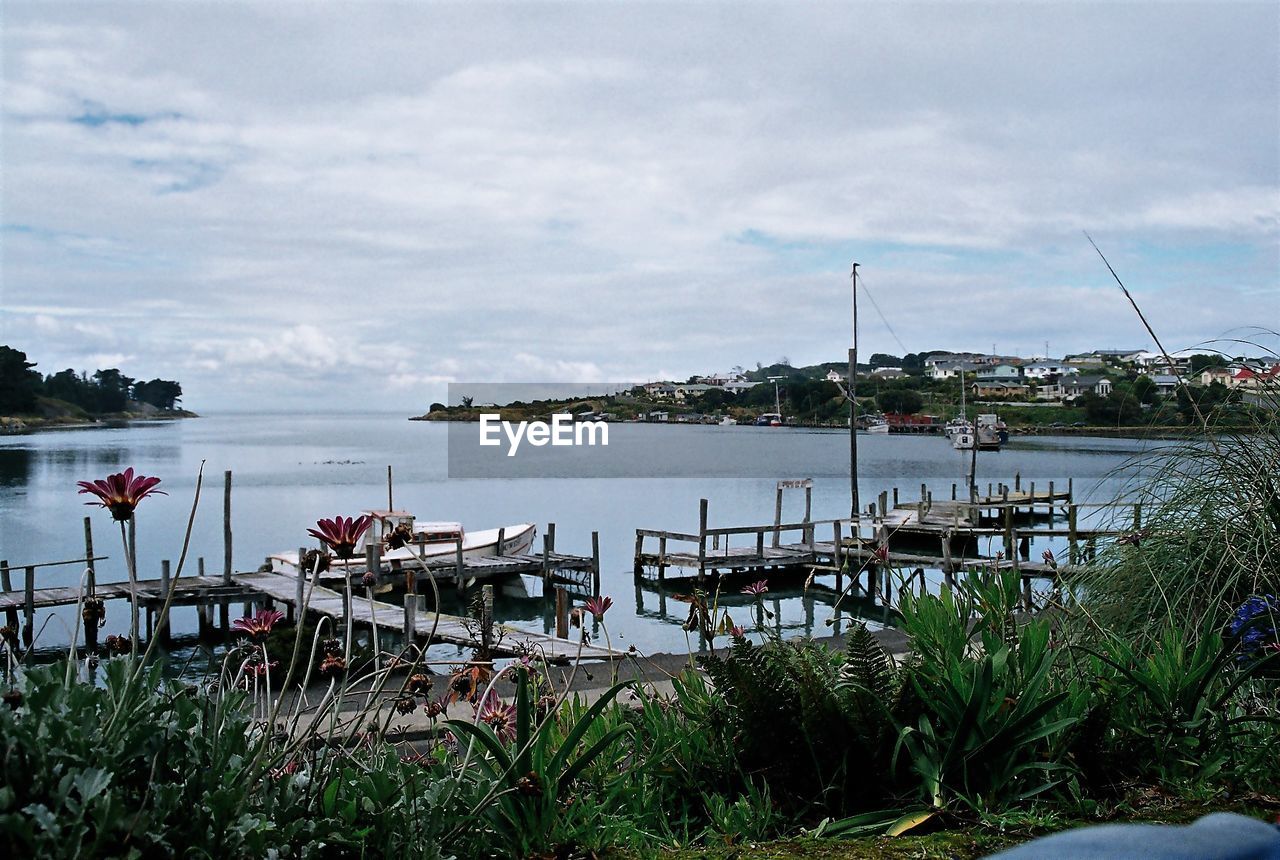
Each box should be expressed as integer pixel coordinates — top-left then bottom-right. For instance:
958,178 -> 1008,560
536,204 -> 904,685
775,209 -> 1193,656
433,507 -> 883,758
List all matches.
674,384 -> 714,401
976,364 -> 1022,381
1071,349 -> 1146,364
1199,367 -> 1234,386
643,382 -> 675,398
1150,374 -> 1181,396
929,360 -> 980,380
1061,376 -> 1113,400
870,368 -> 909,380
1022,361 -> 1079,381
825,369 -> 845,383
971,380 -> 1029,399
1231,365 -> 1280,390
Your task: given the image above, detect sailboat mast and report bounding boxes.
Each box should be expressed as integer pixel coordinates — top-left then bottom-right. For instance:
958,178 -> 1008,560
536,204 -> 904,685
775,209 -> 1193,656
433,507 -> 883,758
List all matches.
849,262 -> 860,520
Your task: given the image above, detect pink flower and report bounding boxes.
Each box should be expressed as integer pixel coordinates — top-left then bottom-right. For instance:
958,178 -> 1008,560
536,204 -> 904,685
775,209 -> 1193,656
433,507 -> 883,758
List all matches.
741,580 -> 768,597
361,571 -> 377,588
477,692 -> 518,743
1042,549 -> 1057,569
730,625 -> 747,639
584,595 -> 613,621
232,608 -> 285,642
308,515 -> 374,560
77,468 -> 165,521
872,545 -> 890,564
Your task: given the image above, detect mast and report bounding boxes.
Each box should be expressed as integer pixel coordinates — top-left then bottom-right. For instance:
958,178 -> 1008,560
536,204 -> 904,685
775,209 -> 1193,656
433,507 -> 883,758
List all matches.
849,262 -> 860,520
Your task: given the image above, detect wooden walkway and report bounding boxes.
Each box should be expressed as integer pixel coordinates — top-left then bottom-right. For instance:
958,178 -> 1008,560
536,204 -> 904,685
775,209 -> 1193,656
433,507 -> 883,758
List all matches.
0,575 -> 254,612
235,572 -> 622,662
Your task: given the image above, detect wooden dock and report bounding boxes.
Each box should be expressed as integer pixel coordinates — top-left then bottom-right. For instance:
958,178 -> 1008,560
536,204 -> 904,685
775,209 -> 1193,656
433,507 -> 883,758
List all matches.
238,572 -> 621,662
2,514 -> 617,662
634,477 -> 1143,610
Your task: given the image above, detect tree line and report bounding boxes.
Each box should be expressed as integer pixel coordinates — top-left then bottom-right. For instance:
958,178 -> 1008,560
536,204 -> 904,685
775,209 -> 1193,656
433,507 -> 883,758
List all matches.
0,345 -> 183,415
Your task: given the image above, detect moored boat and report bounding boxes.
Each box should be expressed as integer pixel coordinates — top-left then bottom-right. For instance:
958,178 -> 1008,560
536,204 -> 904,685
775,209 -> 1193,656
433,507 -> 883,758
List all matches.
270,510 -> 537,574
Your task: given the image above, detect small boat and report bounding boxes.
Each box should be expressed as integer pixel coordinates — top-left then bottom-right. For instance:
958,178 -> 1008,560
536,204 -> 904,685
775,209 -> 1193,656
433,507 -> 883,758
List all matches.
270,510 -> 537,574
865,415 -> 890,434
754,412 -> 783,427
719,416 -> 737,426
976,414 -> 1006,451
950,421 -> 976,450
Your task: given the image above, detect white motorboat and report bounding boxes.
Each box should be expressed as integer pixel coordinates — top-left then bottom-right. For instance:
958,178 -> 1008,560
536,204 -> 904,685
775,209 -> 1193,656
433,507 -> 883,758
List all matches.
270,510 -> 537,574
865,415 -> 890,434
719,416 -> 737,426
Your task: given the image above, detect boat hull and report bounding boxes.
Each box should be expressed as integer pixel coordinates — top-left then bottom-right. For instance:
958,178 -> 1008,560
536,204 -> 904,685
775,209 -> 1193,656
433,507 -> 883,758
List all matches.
270,522 -> 538,574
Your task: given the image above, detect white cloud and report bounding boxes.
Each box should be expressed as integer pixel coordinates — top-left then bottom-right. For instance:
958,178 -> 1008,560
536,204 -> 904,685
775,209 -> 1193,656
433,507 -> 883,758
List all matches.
2,3 -> 1276,410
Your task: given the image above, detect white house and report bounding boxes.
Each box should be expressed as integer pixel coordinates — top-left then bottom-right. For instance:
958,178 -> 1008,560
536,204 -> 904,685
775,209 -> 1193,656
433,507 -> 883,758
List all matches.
825,369 -> 845,383
1022,361 -> 1079,381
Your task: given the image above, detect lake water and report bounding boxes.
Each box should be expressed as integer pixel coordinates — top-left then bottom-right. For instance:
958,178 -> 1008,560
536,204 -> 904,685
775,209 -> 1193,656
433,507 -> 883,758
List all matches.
0,413 -> 1158,658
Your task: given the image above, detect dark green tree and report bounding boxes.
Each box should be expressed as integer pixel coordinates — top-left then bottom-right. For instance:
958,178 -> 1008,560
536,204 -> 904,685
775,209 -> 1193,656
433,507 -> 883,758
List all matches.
876,388 -> 924,414
0,346 -> 41,414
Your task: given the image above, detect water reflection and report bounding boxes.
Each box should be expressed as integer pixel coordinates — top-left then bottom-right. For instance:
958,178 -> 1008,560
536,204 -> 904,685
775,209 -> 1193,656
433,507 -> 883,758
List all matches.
0,447 -> 32,487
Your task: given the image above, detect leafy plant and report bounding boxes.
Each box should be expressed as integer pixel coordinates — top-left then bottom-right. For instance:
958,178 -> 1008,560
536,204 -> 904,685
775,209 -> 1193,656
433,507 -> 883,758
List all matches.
445,668 -> 635,857
893,572 -> 1081,815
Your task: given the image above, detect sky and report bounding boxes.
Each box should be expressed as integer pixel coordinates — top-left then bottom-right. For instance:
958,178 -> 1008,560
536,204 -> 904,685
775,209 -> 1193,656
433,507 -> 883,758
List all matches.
2,2 -> 1277,411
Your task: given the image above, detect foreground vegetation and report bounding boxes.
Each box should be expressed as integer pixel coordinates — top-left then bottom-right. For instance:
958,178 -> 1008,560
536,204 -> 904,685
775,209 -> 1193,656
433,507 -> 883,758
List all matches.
3,390 -> 1278,858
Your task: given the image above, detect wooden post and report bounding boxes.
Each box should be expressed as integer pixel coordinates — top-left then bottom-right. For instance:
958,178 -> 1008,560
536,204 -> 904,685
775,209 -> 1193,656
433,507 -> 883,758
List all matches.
1067,476 -> 1074,502
698,498 -> 709,583
554,587 -> 569,639
547,522 -> 556,554
1068,504 -> 1079,564
0,561 -> 16,632
1048,480 -> 1056,518
293,547 -> 305,623
1015,472 -> 1021,492
951,482 -> 957,501
387,464 -> 394,512
480,584 -> 494,659
658,535 -> 668,580
772,487 -> 783,547
591,531 -> 601,596
223,470 -> 233,581
496,527 -> 506,557
892,487 -> 899,507
23,566 -> 35,648
196,557 -> 210,637
457,538 -> 467,596
403,593 -> 416,645
754,529 -> 764,562
541,534 -> 551,583
80,516 -> 98,651
880,490 -> 890,518
804,484 -> 812,525
633,531 -> 644,576
1003,486 -> 1013,555
158,560 -> 172,644
941,531 -> 954,587
832,521 -> 843,570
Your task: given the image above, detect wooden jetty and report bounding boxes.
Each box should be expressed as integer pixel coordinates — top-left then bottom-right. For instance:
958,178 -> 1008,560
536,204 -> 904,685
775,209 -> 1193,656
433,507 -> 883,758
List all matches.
633,477 -> 1145,610
237,572 -> 620,662
2,509 -> 617,662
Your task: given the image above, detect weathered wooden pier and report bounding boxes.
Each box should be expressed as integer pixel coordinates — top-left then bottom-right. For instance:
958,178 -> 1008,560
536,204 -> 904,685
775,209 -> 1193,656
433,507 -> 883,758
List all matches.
633,476 -> 1142,610
1,509 -> 619,662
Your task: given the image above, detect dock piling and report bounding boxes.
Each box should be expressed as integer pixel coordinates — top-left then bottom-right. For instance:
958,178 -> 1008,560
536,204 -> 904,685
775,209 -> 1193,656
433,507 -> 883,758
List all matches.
697,499 -> 709,584
591,531 -> 601,596
0,561 -> 15,633
23,566 -> 35,648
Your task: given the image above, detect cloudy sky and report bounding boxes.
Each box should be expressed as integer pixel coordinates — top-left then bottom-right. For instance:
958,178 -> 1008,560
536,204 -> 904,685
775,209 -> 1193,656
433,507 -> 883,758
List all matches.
3,2 -> 1276,411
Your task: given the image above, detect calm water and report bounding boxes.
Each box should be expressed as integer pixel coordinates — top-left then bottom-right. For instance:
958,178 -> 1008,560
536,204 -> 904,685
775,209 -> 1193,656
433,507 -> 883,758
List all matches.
0,414 -> 1157,657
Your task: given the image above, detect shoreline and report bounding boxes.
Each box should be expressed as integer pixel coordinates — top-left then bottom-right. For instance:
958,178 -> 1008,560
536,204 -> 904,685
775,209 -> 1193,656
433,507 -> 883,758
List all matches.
0,411 -> 199,434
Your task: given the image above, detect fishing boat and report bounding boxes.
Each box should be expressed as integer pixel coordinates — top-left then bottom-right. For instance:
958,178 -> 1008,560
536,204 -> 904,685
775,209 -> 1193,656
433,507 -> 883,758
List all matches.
270,510 -> 537,574
865,415 -> 890,434
976,414 -> 1007,451
949,419 -> 976,450
754,412 -> 783,427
